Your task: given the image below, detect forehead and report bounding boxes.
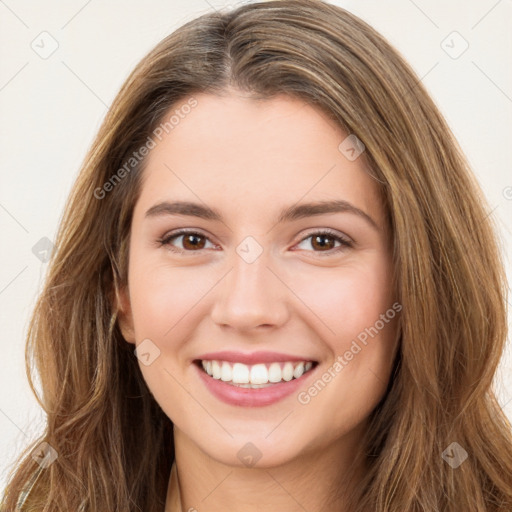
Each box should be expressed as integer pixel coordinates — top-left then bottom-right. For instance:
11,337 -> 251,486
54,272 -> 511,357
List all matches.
134,92 -> 383,226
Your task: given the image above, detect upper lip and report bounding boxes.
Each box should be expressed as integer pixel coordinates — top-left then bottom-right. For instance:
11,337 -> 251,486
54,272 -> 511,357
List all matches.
195,351 -> 318,365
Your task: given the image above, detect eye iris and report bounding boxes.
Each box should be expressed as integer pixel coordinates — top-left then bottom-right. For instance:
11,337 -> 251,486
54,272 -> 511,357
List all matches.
182,233 -> 205,250
168,232 -> 343,252
311,234 -> 335,251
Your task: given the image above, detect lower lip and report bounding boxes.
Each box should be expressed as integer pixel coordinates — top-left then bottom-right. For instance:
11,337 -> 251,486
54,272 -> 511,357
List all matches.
195,363 -> 316,407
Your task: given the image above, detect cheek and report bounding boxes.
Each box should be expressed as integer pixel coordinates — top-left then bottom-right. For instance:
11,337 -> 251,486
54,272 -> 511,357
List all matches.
290,257 -> 396,347
291,258 -> 398,421
126,253 -> 202,421
128,254 -> 210,339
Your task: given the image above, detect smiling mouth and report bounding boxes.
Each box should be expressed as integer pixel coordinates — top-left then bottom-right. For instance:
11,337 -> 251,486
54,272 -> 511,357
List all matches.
194,359 -> 318,388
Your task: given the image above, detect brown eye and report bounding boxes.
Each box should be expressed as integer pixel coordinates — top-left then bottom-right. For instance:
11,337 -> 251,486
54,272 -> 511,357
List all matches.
158,229 -> 352,256
158,230 -> 214,253
310,233 -> 337,251
294,230 -> 353,256
181,233 -> 206,250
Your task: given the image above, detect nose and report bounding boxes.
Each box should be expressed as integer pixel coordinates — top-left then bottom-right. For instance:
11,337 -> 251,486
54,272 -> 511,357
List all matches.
210,248 -> 290,332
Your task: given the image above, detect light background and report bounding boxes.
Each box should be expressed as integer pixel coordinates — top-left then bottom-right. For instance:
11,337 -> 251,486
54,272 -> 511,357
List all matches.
1,0 -> 511,490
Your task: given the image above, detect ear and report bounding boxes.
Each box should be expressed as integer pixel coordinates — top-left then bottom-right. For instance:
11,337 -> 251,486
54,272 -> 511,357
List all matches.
115,284 -> 136,344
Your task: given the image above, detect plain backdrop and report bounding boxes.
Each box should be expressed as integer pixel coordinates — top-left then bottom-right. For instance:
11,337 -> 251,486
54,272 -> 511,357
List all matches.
1,0 -> 511,490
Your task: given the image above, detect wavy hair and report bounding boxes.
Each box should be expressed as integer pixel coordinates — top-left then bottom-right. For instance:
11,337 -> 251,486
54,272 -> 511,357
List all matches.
2,0 -> 511,510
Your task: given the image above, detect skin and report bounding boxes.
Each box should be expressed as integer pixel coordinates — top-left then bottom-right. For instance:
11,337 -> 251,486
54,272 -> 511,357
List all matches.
117,90 -> 401,512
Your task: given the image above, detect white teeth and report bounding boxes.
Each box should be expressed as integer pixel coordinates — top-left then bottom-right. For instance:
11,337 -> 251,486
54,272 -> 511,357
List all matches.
212,360 -> 222,379
293,362 -> 305,379
200,359 -> 315,385
220,362 -> 232,382
268,362 -> 282,383
250,364 -> 269,384
232,362 -> 249,383
282,362 -> 294,381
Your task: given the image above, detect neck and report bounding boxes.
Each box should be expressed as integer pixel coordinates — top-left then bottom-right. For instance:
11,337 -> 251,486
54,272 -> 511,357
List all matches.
166,424 -> 367,512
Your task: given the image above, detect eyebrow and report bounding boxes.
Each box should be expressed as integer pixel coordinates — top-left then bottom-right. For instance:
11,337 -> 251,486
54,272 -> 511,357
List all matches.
144,199 -> 379,231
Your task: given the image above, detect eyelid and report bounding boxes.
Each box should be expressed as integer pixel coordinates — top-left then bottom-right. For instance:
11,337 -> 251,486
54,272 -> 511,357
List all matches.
291,228 -> 353,256
157,227 -> 354,255
299,227 -> 353,244
157,228 -> 218,253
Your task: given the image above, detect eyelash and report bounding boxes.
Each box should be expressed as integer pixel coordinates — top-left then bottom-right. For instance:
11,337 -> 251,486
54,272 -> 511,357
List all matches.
156,228 -> 353,257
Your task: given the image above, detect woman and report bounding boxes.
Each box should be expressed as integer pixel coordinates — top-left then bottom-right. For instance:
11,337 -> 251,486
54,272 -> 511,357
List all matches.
2,0 -> 511,510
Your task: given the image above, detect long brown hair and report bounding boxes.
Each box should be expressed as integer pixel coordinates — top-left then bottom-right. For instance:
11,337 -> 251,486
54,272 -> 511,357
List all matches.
2,1 -> 511,510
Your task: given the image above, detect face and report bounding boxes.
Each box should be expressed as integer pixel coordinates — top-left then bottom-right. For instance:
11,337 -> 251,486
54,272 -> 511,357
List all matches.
117,91 -> 400,468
